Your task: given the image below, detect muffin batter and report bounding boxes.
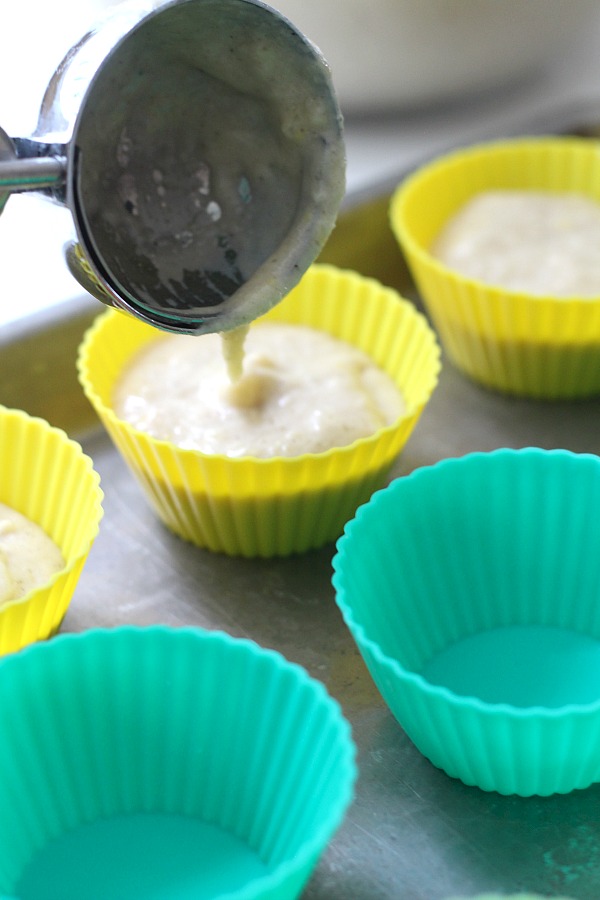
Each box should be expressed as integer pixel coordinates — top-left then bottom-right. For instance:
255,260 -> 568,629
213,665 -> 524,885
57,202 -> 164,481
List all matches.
431,189 -> 600,296
0,503 -> 64,605
113,322 -> 405,457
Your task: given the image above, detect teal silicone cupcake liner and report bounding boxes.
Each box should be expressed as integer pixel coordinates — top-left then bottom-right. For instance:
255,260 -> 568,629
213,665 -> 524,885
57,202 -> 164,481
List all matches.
333,448 -> 600,796
0,626 -> 356,900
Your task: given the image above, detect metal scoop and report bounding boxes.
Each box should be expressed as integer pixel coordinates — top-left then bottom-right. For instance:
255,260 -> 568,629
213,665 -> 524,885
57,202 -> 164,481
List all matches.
0,0 -> 345,334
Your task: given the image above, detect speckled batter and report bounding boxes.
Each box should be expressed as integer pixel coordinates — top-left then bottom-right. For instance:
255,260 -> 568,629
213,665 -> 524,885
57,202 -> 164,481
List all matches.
0,503 -> 64,605
113,322 -> 404,458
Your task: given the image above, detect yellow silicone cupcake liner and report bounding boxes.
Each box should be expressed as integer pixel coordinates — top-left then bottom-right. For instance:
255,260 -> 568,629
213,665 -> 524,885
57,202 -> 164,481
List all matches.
390,137 -> 600,398
77,264 -> 441,557
0,405 -> 103,654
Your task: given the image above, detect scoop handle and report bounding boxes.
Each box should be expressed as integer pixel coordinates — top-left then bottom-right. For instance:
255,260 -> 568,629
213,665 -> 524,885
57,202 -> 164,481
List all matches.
0,155 -> 67,192
0,129 -> 67,213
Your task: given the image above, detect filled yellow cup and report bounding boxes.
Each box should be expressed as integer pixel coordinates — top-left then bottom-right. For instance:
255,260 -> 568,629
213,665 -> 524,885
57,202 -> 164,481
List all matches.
390,137 -> 600,398
77,264 -> 440,557
0,405 -> 103,654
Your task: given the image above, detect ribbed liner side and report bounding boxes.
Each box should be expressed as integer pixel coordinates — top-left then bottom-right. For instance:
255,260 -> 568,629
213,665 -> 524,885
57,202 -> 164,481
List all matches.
361,647 -> 600,796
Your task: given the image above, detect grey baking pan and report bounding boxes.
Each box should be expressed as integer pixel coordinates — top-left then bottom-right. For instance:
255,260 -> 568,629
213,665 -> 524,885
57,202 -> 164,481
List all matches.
4,122 -> 600,899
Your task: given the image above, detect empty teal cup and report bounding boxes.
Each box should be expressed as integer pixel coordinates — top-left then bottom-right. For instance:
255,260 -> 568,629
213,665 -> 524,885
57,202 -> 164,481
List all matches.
0,626 -> 356,899
333,448 -> 600,796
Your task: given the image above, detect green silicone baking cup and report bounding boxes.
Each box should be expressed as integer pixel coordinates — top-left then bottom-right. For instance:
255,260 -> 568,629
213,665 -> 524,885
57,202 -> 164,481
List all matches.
333,447 -> 600,796
0,626 -> 356,899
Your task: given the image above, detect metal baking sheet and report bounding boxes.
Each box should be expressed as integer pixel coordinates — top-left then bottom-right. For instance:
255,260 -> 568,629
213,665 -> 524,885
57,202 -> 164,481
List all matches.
5,123 -> 600,899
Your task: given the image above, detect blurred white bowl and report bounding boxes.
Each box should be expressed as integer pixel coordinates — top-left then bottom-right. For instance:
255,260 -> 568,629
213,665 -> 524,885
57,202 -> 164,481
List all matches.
271,0 -> 600,112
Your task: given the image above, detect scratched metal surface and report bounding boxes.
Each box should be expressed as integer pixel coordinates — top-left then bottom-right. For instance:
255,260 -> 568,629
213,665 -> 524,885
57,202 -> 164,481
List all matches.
6,135 -> 600,898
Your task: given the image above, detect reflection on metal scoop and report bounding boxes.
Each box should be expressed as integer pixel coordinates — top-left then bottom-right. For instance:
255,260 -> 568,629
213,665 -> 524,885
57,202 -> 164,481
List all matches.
0,0 -> 345,334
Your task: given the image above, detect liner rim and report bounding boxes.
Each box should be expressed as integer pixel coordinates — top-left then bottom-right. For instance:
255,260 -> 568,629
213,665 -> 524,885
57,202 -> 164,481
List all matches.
390,135 -> 600,310
77,264 -> 441,467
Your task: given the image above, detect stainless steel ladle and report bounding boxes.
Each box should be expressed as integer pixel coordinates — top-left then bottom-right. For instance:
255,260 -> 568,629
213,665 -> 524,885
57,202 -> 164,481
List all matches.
0,0 -> 345,334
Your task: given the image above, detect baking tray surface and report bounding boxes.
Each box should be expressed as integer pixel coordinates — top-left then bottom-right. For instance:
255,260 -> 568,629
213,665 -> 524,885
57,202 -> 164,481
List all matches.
6,117 -> 600,898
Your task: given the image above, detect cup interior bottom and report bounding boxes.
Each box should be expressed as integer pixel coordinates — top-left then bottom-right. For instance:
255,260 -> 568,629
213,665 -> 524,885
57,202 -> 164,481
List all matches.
421,624 -> 600,708
15,812 -> 270,900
